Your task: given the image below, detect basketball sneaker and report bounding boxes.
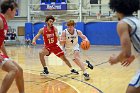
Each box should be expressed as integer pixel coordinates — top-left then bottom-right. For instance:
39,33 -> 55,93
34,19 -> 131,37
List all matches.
86,60 -> 93,69
71,69 -> 79,74
83,73 -> 90,80
42,67 -> 49,75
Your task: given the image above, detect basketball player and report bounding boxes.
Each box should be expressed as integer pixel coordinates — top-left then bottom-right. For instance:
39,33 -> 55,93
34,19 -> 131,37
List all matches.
0,1 -> 24,93
32,15 -> 79,75
25,34 -> 31,47
60,20 -> 93,80
109,0 -> 140,93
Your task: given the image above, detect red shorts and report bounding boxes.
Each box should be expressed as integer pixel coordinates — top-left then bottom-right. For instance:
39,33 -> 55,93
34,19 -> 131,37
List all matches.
0,54 -> 9,63
46,45 -> 64,57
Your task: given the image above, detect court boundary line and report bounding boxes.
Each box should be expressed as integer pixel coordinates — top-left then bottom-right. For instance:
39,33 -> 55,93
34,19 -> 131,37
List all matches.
24,61 -> 108,93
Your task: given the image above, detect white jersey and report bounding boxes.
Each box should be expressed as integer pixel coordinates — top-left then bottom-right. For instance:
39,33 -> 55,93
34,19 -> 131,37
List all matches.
122,17 -> 140,64
122,16 -> 140,88
64,28 -> 79,49
62,29 -> 80,60
122,16 -> 140,53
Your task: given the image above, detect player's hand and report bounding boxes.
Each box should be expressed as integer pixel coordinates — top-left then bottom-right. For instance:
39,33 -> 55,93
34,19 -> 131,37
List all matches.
83,39 -> 89,42
32,41 -> 36,45
121,55 -> 135,67
0,55 -> 4,62
60,40 -> 66,43
59,37 -> 66,45
59,40 -> 66,46
109,54 -> 119,65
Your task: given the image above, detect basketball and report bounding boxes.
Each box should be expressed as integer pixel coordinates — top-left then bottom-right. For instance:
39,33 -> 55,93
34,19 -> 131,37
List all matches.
80,41 -> 90,50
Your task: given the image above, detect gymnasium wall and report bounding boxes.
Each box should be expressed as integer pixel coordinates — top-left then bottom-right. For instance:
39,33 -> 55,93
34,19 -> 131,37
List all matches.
25,22 -> 63,44
84,22 -> 120,45
62,21 -> 120,45
14,0 -> 110,17
25,21 -> 120,45
8,21 -> 26,44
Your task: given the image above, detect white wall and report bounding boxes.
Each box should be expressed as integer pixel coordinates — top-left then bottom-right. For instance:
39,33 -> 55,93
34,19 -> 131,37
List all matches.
8,20 -> 27,44
19,0 -> 28,16
8,21 -> 63,44
55,25 -> 63,35
17,0 -> 110,16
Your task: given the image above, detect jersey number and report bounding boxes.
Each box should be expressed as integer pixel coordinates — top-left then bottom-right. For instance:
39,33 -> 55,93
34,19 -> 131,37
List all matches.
48,38 -> 54,44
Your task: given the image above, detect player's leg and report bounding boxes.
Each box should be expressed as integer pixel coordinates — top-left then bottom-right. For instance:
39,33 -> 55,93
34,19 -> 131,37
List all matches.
85,60 -> 93,69
53,45 -> 79,74
59,55 -> 79,74
0,60 -> 19,93
39,47 -> 50,74
74,51 -> 85,71
12,61 -> 24,93
126,71 -> 140,93
126,86 -> 140,93
60,55 -> 72,68
74,51 -> 90,80
74,44 -> 93,69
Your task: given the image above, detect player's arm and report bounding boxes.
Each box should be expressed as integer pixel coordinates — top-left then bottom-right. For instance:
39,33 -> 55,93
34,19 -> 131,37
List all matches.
0,18 -> 8,59
0,43 -> 8,56
109,21 -> 134,66
77,30 -> 88,41
32,28 -> 43,45
54,27 -> 59,39
0,18 -> 3,29
60,31 -> 66,46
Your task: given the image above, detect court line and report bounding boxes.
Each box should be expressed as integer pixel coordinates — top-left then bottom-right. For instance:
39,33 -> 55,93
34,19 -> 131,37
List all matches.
24,61 -> 108,93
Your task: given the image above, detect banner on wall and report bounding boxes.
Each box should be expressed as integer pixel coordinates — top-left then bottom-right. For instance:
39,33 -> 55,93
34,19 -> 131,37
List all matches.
40,0 -> 67,10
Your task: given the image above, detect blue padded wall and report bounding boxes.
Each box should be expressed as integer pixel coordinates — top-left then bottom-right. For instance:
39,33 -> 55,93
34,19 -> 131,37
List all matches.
25,22 -> 33,40
25,21 -> 120,45
85,22 -> 120,45
33,22 -> 46,44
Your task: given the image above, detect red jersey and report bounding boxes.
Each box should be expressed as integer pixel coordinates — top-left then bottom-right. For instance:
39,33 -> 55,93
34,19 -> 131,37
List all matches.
0,13 -> 8,47
43,26 -> 58,48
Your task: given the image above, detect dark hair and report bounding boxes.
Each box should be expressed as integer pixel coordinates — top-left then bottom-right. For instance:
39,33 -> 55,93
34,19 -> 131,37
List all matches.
0,0 -> 18,14
45,15 -> 55,22
109,0 -> 140,15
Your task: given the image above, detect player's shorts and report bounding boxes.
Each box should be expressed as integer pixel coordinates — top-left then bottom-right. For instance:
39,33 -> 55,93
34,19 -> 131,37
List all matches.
63,44 -> 80,60
0,54 -> 10,68
46,44 -> 64,57
129,46 -> 140,87
129,70 -> 140,88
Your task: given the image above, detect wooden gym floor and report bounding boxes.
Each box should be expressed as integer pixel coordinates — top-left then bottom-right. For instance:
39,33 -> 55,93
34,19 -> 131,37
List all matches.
0,45 -> 139,93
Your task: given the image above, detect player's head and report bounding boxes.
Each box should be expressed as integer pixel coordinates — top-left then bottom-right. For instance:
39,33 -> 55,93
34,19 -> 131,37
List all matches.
67,20 -> 75,31
0,0 -> 18,19
45,15 -> 55,27
109,0 -> 140,20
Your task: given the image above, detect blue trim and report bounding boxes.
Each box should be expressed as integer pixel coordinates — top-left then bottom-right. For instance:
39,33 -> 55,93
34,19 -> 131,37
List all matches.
132,35 -> 139,52
129,75 -> 140,87
134,34 -> 140,52
129,84 -> 135,86
135,34 -> 140,43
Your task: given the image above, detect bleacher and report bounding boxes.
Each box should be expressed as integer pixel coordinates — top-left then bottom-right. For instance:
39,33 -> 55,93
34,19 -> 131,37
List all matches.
4,26 -> 20,45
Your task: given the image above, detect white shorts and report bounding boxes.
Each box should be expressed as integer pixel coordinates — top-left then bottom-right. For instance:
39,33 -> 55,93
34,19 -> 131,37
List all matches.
63,44 -> 80,60
0,58 -> 11,68
129,70 -> 140,88
129,47 -> 140,87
